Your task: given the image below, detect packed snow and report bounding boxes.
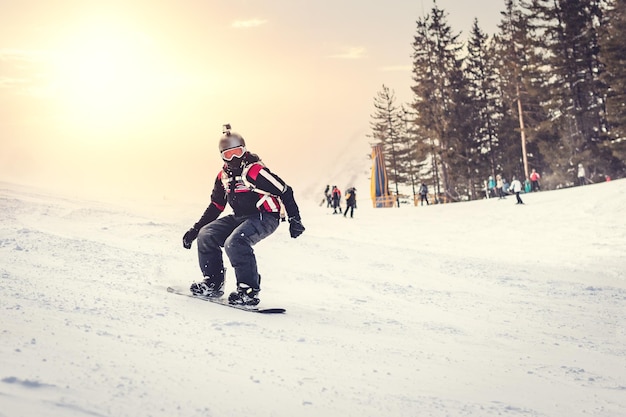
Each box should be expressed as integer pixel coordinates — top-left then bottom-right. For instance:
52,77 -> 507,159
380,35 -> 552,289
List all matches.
1,179 -> 625,417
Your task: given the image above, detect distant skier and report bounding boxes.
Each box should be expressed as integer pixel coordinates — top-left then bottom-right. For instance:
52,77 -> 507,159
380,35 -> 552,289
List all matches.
182,125 -> 305,306
530,169 -> 541,192
320,184 -> 330,207
496,175 -> 506,199
509,176 -> 524,205
331,185 -> 342,214
487,176 -> 496,198
343,187 -> 357,218
419,183 -> 429,206
577,163 -> 586,186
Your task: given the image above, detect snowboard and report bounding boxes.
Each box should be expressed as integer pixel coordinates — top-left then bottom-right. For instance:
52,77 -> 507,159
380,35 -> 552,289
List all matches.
167,286 -> 286,314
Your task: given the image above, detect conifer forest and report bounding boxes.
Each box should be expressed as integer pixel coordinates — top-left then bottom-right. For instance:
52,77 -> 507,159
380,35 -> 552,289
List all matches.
370,0 -> 626,202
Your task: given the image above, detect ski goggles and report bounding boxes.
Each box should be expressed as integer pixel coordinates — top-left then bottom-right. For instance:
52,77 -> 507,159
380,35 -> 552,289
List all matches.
221,146 -> 246,161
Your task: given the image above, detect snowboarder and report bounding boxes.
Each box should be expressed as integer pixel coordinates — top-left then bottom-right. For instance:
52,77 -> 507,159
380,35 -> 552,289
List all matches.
343,187 -> 357,218
182,125 -> 305,306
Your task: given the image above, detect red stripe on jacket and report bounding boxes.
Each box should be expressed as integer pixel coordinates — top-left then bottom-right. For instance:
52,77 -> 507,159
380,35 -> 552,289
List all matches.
246,163 -> 263,180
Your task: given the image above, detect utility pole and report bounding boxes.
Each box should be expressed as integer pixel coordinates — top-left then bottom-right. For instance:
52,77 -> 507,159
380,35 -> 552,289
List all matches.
388,117 -> 401,208
402,107 -> 417,205
516,83 -> 529,181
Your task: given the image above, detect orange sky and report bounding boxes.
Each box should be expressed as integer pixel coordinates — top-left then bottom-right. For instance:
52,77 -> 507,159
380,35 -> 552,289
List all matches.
0,0 -> 502,204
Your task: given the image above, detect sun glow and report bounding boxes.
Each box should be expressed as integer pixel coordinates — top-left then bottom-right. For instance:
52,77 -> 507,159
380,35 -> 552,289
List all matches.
49,18 -> 180,136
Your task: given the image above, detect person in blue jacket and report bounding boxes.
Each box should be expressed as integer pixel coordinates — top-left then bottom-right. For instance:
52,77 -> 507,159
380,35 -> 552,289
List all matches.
487,175 -> 496,198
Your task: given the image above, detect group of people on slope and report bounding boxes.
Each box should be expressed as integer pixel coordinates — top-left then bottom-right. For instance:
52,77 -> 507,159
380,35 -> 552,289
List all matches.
523,164 -> 596,191
508,163 -> 599,195
323,182 -> 431,210
321,185 -> 357,218
486,162 -> 597,206
487,174 -> 525,204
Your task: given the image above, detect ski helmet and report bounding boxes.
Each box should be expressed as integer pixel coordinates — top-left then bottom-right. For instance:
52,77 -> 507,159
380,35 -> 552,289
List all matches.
218,131 -> 246,152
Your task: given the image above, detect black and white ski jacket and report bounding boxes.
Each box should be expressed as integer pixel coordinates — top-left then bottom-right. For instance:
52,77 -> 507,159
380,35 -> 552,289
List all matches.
193,153 -> 300,230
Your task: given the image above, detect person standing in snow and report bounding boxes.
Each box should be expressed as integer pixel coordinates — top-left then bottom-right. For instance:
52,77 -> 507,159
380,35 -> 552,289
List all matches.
509,176 -> 524,205
320,184 -> 330,207
487,175 -> 496,198
496,174 -> 506,199
419,183 -> 429,206
343,187 -> 357,218
331,185 -> 342,214
530,169 -> 541,192
182,125 -> 305,306
577,163 -> 586,186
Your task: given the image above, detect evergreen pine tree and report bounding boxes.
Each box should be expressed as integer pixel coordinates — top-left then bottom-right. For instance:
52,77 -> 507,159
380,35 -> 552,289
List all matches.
492,0 -> 549,185
525,0 -> 615,183
599,0 -> 626,173
369,84 -> 405,206
399,105 -> 427,203
465,19 -> 502,199
410,2 -> 466,202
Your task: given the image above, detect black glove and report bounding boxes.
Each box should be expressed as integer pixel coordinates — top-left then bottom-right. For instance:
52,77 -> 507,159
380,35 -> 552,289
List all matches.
288,218 -> 305,239
182,227 -> 199,249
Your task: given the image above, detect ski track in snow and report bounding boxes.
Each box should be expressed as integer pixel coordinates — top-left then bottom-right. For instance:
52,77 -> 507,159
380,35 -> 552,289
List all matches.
1,180 -> 625,417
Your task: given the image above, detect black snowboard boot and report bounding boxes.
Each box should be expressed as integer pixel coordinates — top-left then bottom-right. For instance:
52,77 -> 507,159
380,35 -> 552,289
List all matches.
190,269 -> 225,297
228,283 -> 260,306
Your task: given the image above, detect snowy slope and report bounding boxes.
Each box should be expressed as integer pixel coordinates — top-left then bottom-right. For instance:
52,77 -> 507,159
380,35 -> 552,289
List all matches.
1,179 -> 625,417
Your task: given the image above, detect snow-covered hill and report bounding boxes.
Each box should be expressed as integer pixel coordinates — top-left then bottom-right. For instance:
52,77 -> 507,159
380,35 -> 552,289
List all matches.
1,179 -> 625,417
